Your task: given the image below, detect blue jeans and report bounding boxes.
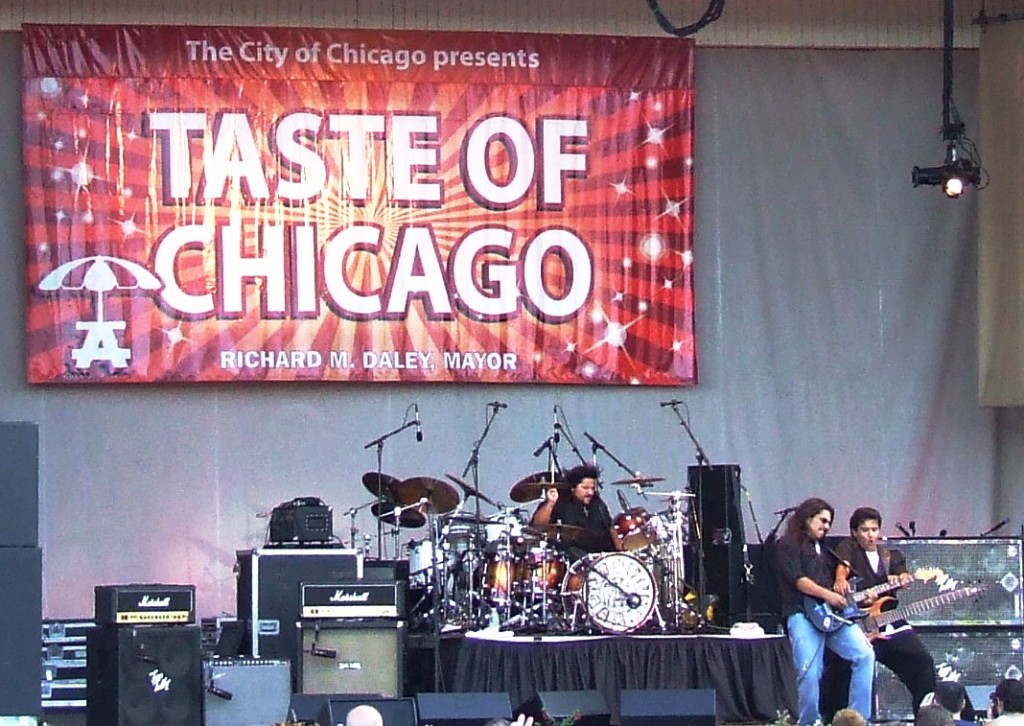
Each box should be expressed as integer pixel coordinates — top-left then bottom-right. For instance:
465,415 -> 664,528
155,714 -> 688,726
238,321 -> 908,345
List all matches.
786,612 -> 875,725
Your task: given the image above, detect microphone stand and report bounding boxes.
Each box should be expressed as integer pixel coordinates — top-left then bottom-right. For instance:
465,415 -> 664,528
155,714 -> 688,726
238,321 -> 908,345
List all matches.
363,405 -> 418,559
583,431 -> 641,482
458,403 -> 504,631
341,500 -> 377,550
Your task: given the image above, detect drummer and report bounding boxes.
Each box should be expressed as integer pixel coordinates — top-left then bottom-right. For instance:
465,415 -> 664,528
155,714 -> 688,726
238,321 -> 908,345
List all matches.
531,464 -> 623,558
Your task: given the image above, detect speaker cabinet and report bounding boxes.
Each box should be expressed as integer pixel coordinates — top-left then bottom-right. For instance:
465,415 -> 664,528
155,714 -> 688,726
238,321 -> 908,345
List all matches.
519,690 -> 611,726
873,628 -> 1024,722
203,658 -> 291,726
415,692 -> 513,726
298,620 -> 404,697
0,422 -> 38,547
318,696 -> 417,726
235,547 -> 361,687
0,547 -> 41,717
688,465 -> 746,624
620,688 -> 716,726
86,625 -> 203,726
883,538 -> 1023,626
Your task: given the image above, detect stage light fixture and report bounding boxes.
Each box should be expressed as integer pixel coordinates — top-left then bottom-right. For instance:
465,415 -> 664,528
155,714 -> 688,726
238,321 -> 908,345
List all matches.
912,146 -> 982,199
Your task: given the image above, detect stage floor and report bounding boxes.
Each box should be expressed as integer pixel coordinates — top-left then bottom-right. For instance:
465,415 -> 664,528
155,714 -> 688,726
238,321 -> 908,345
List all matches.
451,631 -> 798,724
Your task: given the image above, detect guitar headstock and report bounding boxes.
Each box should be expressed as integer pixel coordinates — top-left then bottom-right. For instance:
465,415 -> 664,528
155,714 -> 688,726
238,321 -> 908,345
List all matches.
913,567 -> 945,583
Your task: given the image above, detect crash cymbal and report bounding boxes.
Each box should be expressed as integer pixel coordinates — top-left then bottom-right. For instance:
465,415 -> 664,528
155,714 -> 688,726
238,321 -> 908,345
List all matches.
610,476 -> 666,487
510,471 -> 568,503
362,471 -> 401,500
371,501 -> 426,528
445,472 -> 499,508
394,476 -> 460,514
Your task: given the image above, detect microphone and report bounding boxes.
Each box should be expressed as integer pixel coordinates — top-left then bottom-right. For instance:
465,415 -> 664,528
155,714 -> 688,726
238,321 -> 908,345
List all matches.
414,403 -> 423,442
533,438 -> 551,458
552,406 -> 560,443
207,683 -> 233,700
980,518 -> 1010,536
310,645 -> 337,658
659,399 -> 683,407
773,506 -> 797,516
895,522 -> 911,537
617,489 -> 630,512
489,401 -> 508,409
909,520 -> 917,536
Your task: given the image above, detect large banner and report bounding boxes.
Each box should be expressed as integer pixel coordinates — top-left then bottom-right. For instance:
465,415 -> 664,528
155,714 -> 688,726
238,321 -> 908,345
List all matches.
22,25 -> 695,385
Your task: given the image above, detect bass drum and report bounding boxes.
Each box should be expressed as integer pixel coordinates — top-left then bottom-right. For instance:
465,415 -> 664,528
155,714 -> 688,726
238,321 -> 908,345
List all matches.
561,552 -> 657,633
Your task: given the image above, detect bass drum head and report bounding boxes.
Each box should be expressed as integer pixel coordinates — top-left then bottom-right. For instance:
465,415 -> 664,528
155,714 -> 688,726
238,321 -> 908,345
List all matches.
581,552 -> 657,633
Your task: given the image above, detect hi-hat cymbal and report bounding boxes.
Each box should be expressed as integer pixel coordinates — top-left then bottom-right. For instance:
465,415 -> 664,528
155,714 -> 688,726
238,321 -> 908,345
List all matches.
510,471 -> 568,503
610,476 -> 666,487
647,490 -> 696,498
394,476 -> 460,514
371,501 -> 426,528
524,522 -> 603,547
362,472 -> 401,500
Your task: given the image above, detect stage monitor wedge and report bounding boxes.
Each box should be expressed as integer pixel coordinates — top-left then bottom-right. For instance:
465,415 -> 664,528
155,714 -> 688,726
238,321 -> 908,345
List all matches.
519,690 -> 611,726
620,688 -> 716,726
415,692 -> 512,726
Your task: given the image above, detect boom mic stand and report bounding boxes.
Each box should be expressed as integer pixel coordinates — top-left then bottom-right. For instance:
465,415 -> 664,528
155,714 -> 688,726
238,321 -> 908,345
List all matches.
363,404 -> 419,560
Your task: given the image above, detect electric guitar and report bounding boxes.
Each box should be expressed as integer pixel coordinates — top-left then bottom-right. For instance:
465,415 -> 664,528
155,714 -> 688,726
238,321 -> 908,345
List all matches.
804,567 -> 944,633
858,583 -> 987,640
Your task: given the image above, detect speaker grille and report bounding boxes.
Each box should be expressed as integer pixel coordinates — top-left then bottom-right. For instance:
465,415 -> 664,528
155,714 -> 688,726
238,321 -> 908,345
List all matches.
298,622 -> 403,696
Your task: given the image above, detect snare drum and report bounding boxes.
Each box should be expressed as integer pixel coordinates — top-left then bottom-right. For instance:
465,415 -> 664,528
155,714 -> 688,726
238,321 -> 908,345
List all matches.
613,508 -> 657,551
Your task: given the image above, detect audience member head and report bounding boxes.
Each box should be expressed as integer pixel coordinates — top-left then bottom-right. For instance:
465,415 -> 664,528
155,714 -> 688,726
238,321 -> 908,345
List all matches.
995,678 -> 1024,715
346,704 -> 384,726
832,708 -> 867,726
915,704 -> 955,726
932,681 -> 966,717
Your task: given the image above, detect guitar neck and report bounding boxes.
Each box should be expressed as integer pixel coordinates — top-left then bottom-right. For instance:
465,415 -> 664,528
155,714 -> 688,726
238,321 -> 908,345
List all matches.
852,579 -> 903,604
873,586 -> 982,628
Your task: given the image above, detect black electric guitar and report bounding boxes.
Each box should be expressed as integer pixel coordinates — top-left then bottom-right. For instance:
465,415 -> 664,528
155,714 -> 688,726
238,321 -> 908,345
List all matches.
858,583 -> 987,640
804,567 -> 943,633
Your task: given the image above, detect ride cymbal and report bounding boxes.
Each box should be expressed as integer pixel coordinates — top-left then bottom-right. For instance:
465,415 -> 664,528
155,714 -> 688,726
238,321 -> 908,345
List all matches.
362,471 -> 401,500
610,476 -> 666,487
394,476 -> 460,514
444,472 -> 499,507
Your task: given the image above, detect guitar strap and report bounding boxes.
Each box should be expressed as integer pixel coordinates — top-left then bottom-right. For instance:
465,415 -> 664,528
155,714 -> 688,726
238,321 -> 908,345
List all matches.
880,546 -> 891,574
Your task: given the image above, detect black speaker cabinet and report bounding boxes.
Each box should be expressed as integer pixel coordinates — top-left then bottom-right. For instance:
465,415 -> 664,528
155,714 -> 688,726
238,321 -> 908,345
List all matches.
519,690 -> 611,726
0,547 -> 41,717
203,658 -> 291,726
688,464 -> 746,624
235,547 -> 361,686
620,688 -> 716,726
86,624 -> 203,726
415,692 -> 512,726
0,422 -> 38,547
874,627 -> 1024,722
883,538 -> 1023,626
298,620 -> 404,697
318,696 -> 417,726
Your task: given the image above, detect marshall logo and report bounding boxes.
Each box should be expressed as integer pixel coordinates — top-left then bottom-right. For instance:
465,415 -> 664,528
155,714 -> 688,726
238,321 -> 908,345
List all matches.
329,590 -> 370,603
138,595 -> 172,608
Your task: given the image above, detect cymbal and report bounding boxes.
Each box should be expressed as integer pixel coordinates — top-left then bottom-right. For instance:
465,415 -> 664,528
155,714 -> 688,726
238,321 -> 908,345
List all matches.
524,522 -> 600,547
394,476 -> 460,514
647,490 -> 696,498
362,472 -> 400,500
610,476 -> 665,487
445,472 -> 499,508
510,471 -> 568,503
371,501 -> 426,528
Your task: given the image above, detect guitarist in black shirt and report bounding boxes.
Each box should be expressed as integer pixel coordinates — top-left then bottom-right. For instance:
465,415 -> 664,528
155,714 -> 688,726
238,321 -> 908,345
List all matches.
821,506 -> 937,720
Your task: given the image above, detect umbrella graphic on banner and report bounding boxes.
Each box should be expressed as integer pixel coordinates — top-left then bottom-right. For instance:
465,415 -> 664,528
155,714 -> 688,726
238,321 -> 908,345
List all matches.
38,255 -> 162,370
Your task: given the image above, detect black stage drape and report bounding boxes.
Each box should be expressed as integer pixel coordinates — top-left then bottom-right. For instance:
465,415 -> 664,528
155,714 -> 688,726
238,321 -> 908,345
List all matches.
452,634 -> 797,723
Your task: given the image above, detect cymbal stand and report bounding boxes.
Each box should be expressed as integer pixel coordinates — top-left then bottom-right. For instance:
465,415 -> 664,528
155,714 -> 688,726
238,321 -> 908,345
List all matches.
583,431 -> 644,488
459,402 -> 505,626
658,494 -> 694,630
363,405 -> 419,559
341,500 -> 377,551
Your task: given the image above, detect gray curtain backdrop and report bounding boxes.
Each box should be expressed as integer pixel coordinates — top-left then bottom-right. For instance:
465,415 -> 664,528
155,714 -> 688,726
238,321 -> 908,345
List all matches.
0,34 -> 1001,618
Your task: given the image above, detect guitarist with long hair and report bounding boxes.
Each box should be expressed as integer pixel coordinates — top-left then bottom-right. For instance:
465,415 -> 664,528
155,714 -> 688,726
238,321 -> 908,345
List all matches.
821,506 -> 937,720
775,497 -> 875,726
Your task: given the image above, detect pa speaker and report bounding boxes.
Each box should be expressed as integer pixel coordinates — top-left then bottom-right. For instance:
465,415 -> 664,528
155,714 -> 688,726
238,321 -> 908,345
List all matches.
874,628 -> 1024,721
86,624 -> 203,726
298,620 -> 404,696
519,690 -> 611,726
415,692 -> 512,726
318,696 -> 417,726
203,658 -> 291,726
0,547 -> 41,717
688,465 -> 747,624
620,688 -> 716,726
0,422 -> 38,547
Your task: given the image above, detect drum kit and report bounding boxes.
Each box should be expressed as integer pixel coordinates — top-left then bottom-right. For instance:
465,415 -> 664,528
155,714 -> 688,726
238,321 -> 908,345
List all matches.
355,469 -> 704,635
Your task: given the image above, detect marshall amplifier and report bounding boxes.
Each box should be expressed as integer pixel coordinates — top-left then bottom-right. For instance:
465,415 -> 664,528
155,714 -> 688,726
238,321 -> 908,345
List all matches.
301,582 -> 402,619
95,584 -> 196,625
